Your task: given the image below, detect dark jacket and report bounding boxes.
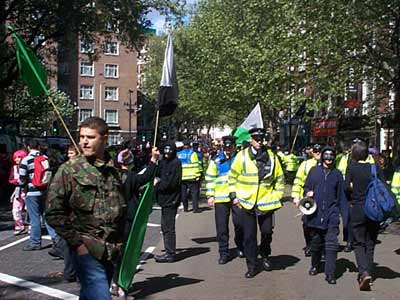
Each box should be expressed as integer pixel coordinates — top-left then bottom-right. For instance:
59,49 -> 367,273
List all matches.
303,164 -> 347,230
155,156 -> 182,208
123,162 -> 157,223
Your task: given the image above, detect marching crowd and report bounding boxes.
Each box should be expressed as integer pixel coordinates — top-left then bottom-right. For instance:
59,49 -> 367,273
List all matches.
1,116 -> 400,299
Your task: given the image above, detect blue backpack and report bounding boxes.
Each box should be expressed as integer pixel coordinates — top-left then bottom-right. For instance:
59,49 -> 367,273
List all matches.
364,164 -> 396,222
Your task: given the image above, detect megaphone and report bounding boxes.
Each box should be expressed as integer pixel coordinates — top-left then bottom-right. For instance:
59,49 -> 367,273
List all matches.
299,197 -> 317,215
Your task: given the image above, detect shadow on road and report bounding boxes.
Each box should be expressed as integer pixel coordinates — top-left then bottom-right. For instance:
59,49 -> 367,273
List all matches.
175,247 -> 210,262
335,258 -> 358,279
394,248 -> 400,255
129,273 -> 203,298
269,254 -> 300,270
191,237 -> 217,244
374,265 -> 400,280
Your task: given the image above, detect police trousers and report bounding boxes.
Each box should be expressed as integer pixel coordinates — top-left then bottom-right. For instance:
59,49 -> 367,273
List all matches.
241,208 -> 274,271
181,180 -> 200,211
214,202 -> 243,258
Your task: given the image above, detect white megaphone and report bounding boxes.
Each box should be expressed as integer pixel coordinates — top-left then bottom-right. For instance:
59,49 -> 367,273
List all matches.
299,197 -> 317,215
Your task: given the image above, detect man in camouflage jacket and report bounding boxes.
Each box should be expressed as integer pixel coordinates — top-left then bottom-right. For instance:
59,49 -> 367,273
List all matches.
46,117 -> 159,300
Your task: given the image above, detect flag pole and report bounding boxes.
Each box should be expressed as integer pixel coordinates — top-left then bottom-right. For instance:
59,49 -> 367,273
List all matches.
153,110 -> 160,147
290,122 -> 301,153
8,26 -> 80,154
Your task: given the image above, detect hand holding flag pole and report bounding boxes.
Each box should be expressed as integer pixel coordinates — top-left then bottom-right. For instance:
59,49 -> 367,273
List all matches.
8,25 -> 81,155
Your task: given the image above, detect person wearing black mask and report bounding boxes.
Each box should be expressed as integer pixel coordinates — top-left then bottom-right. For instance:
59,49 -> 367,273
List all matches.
303,146 -> 348,285
154,142 -> 182,263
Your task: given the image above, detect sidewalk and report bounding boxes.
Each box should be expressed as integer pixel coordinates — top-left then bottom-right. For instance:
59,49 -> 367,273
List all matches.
130,200 -> 400,300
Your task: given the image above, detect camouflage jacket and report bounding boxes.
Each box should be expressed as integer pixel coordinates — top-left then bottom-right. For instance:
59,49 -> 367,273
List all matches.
45,154 -> 126,261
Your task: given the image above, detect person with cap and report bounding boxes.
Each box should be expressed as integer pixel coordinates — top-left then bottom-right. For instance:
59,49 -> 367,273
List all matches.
291,143 -> 322,257
206,136 -> 244,265
177,140 -> 202,213
228,127 -> 285,278
154,142 -> 182,263
303,146 -> 347,285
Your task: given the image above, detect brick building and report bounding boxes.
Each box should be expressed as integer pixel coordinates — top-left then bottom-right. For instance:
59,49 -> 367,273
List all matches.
58,35 -> 138,145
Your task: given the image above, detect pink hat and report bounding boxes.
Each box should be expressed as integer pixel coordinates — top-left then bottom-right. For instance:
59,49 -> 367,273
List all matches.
13,150 -> 27,162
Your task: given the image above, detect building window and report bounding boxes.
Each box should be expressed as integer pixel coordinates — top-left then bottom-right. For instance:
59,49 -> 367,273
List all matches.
80,85 -> 94,99
104,87 -> 119,101
105,21 -> 120,33
104,64 -> 119,78
80,62 -> 94,76
79,109 -> 93,122
108,134 -> 121,145
105,109 -> 118,124
104,42 -> 119,55
80,40 -> 94,53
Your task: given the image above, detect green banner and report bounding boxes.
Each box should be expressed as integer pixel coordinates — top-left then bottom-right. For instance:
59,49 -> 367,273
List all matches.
118,182 -> 155,291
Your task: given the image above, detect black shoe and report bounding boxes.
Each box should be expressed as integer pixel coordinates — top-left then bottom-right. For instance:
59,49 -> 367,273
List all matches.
245,269 -> 257,278
218,256 -> 229,265
23,244 -> 41,251
237,250 -> 245,258
183,207 -> 189,212
154,254 -> 175,263
325,274 -> 336,284
48,247 -> 64,259
309,266 -> 318,276
193,209 -> 201,213
304,247 -> 311,257
262,257 -> 272,271
344,242 -> 353,253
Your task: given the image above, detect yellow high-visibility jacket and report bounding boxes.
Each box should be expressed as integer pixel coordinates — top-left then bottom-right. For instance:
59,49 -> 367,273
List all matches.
228,148 -> 284,211
291,157 -> 318,200
284,153 -> 299,172
205,152 -> 233,203
177,148 -> 202,181
391,169 -> 400,205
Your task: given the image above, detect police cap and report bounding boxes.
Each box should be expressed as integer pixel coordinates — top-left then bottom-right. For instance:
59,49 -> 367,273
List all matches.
183,140 -> 191,146
249,127 -> 266,138
312,143 -> 322,153
222,136 -> 236,147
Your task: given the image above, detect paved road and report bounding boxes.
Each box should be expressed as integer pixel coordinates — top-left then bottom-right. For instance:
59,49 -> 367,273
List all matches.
1,188 -> 400,300
0,201 -> 166,300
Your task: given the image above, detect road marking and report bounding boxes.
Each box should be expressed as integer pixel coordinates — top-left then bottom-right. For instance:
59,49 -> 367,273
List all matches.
152,206 -> 162,210
147,223 -> 161,227
0,272 -> 78,300
0,236 -> 29,252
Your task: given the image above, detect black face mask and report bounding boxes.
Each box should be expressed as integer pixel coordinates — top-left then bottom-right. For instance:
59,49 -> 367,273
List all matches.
322,150 -> 335,161
163,146 -> 175,160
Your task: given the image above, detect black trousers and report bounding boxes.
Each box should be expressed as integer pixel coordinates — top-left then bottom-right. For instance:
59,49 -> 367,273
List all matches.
343,208 -> 354,243
214,202 -> 243,258
181,180 -> 200,211
351,206 -> 379,275
161,206 -> 178,255
310,226 -> 339,276
302,215 -> 312,249
241,208 -> 274,271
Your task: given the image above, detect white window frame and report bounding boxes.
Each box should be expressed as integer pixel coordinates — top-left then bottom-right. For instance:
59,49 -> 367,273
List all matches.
104,86 -> 119,101
107,133 -> 121,146
79,109 -> 93,122
104,41 -> 119,55
80,62 -> 94,76
80,40 -> 94,54
79,85 -> 94,100
104,64 -> 119,78
104,109 -> 118,124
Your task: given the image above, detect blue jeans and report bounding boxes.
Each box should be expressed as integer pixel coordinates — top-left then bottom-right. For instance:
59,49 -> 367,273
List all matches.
25,195 -> 58,246
72,251 -> 114,300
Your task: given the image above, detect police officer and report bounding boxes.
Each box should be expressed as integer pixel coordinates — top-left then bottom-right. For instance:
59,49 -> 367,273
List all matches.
228,128 -> 285,278
292,144 -> 322,257
391,165 -> 400,205
177,140 -> 202,212
206,136 -> 243,265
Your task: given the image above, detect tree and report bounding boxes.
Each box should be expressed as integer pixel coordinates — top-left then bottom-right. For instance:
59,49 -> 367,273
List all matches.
1,0 -> 185,113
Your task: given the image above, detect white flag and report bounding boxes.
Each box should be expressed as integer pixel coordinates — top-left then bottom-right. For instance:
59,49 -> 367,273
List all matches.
240,103 -> 264,129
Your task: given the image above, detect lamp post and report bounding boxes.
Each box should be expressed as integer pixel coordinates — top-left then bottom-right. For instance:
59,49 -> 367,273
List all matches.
126,89 -> 134,139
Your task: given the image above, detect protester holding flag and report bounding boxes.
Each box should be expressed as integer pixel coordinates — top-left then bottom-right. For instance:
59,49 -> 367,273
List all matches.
46,117 -> 159,300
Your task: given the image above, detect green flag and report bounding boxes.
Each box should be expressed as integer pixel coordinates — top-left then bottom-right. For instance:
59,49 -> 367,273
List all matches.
118,182 -> 155,291
232,127 -> 251,146
8,25 -> 49,97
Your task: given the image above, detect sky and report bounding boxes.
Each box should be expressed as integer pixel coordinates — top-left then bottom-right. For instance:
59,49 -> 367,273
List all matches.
147,0 -> 198,34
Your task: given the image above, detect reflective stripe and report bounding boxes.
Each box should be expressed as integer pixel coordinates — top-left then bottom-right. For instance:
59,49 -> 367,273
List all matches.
238,198 -> 253,206
216,179 -> 228,185
204,180 -> 214,184
237,180 -> 259,186
275,188 -> 284,192
257,200 -> 281,207
230,168 -> 240,176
